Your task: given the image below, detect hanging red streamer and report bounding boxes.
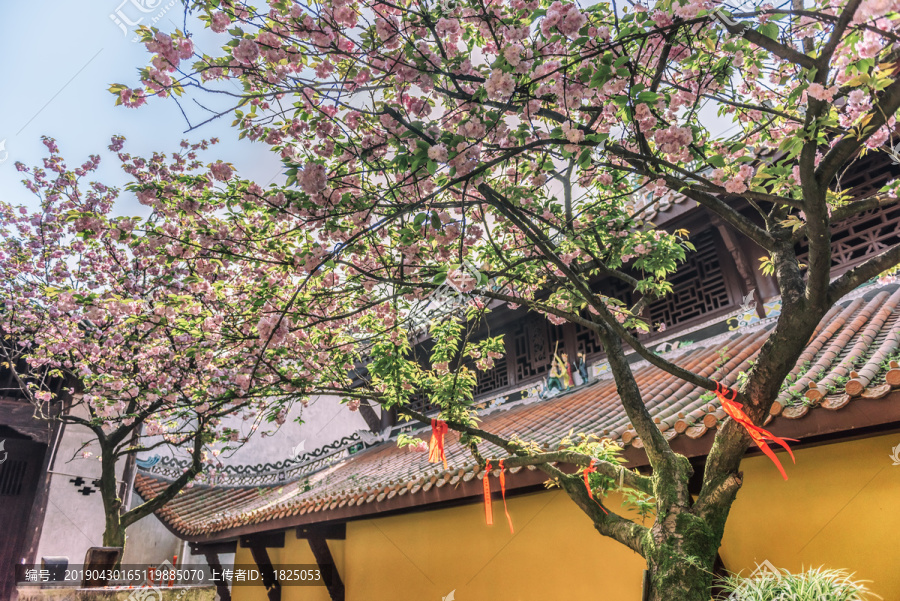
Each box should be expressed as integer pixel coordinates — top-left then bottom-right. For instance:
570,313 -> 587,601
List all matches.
498,459 -> 514,534
716,382 -> 797,480
582,459 -> 608,514
483,461 -> 493,526
428,419 -> 448,470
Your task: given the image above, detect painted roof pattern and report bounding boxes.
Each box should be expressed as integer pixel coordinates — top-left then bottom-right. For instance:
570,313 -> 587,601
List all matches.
136,284 -> 900,537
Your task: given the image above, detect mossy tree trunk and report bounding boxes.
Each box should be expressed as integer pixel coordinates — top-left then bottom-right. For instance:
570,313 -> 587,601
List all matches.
94,422 -> 207,559
401,215 -> 900,599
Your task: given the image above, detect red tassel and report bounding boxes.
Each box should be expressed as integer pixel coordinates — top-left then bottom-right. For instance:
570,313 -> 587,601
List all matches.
582,459 -> 608,514
483,462 -> 493,526
715,382 -> 797,480
498,459 -> 514,534
428,419 -> 449,470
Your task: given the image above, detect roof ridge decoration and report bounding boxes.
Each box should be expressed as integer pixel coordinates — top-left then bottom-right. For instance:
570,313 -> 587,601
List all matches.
139,432 -> 372,486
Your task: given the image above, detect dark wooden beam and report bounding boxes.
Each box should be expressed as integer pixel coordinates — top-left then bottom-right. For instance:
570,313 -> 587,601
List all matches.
0,398 -> 53,444
308,536 -> 344,601
296,523 -> 346,540
641,569 -> 651,601
248,544 -> 281,601
712,218 -> 767,318
357,402 -> 382,432
711,553 -> 730,600
203,551 -> 232,601
189,540 -> 238,556
21,422 -> 60,569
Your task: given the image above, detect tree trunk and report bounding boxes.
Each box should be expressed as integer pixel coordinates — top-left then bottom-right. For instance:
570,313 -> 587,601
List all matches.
99,445 -> 127,563
644,521 -> 719,601
636,456 -> 725,601
645,553 -> 716,601
102,515 -> 126,549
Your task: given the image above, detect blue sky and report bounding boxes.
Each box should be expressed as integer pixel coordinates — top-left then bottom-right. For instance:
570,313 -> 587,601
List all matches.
0,0 -> 282,214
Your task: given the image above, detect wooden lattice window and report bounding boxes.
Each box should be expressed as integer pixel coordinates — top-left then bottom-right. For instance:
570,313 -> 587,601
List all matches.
836,152 -> 900,200
511,315 -> 565,382
406,392 -> 435,416
474,352 -> 508,397
574,322 -> 604,361
574,278 -> 633,361
797,205 -> 900,273
647,230 -> 733,328
0,460 -> 26,496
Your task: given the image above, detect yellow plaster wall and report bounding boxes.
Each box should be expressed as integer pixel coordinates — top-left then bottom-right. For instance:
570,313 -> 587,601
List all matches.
720,431 -> 900,599
233,489 -> 647,601
341,489 -> 647,600
234,535 -> 345,601
231,431 -> 900,600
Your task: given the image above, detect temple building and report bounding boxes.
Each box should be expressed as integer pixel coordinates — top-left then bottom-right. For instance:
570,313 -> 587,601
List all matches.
3,151 -> 900,600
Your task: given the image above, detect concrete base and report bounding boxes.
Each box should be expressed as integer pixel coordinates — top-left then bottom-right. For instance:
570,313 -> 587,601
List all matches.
16,585 -> 216,601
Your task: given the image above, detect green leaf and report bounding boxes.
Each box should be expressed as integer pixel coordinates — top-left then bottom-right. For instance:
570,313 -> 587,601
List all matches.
758,23 -> 779,40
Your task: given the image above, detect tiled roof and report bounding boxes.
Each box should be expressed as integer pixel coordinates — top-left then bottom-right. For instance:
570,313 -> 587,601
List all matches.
136,285 -> 900,539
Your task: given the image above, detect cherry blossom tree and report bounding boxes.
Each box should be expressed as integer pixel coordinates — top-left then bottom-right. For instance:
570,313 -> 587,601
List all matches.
0,137 -> 333,551
111,0 -> 900,597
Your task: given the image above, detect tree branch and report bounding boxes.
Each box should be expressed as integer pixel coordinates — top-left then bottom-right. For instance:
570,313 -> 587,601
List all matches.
595,324 -> 679,472
714,16 -> 817,70
491,451 -> 653,495
817,77 -> 900,186
792,193 -> 900,243
828,241 -> 900,303
606,143 -> 776,250
388,398 -> 652,551
120,424 -> 205,529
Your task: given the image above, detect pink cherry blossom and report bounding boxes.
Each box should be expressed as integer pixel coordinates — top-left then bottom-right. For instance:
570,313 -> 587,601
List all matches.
234,39 -> 260,65
210,11 -> 231,33
209,161 -> 234,181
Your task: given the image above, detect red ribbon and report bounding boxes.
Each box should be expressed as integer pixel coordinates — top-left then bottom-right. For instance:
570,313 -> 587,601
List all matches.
583,459 -> 608,514
428,419 -> 448,470
716,382 -> 797,480
483,461 -> 493,526
498,459 -> 514,534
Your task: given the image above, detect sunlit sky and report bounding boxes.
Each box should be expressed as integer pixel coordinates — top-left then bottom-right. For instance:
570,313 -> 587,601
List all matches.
0,0 -> 282,214
0,1 -> 744,217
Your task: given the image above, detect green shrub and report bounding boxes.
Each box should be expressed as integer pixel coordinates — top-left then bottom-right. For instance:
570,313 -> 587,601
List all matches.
718,567 -> 880,601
